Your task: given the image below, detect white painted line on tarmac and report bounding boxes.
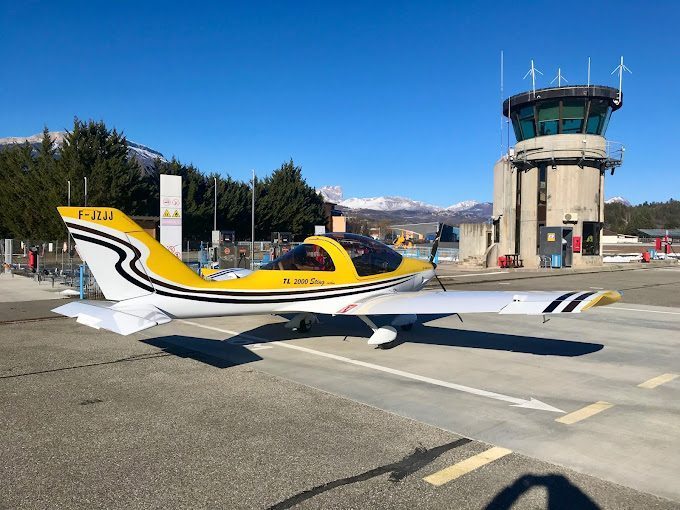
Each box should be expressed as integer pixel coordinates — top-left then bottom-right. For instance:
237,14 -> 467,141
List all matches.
423,447 -> 512,486
599,307 -> 680,316
270,341 -> 563,412
638,373 -> 678,389
438,271 -> 508,279
181,320 -> 564,412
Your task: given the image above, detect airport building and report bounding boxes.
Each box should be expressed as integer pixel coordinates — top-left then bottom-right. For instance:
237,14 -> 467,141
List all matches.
487,85 -> 625,268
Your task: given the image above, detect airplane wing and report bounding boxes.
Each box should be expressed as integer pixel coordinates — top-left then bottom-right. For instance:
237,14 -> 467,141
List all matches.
334,290 -> 621,316
52,301 -> 171,335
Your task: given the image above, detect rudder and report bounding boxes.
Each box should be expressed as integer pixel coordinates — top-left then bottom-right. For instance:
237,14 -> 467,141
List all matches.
58,207 -> 203,301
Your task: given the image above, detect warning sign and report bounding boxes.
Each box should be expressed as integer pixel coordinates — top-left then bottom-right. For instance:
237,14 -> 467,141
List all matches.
163,209 -> 171,218
173,210 -> 181,218
547,232 -> 556,242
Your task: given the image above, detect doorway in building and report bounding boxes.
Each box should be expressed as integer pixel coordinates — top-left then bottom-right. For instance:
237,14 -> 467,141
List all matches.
562,228 -> 573,267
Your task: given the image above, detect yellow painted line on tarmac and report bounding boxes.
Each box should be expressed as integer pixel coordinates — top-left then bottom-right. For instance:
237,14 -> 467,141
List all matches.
423,447 -> 512,486
555,401 -> 613,425
638,373 -> 678,389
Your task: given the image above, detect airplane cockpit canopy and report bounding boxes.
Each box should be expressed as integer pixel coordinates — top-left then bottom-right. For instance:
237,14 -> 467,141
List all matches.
260,244 -> 335,271
323,233 -> 403,276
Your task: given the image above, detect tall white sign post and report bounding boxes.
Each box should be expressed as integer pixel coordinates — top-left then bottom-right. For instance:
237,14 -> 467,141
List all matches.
160,174 -> 182,258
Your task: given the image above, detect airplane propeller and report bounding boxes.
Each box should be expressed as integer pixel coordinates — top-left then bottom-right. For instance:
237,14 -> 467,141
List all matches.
429,223 -> 447,292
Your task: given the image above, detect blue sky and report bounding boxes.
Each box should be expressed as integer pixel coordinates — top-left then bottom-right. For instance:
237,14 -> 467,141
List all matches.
2,1 -> 678,206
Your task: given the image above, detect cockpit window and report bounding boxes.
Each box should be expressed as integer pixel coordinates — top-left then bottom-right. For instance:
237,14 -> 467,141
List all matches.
260,244 -> 335,271
323,233 -> 402,276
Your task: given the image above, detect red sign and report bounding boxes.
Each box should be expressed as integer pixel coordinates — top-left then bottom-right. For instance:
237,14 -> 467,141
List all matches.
573,236 -> 582,253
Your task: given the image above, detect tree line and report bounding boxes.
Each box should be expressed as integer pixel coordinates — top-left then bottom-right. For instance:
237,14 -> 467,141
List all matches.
0,119 -> 326,241
604,200 -> 680,235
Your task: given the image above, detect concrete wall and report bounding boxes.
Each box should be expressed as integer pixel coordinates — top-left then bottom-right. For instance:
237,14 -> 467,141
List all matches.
493,157 -> 516,257
459,223 -> 492,266
493,134 -> 607,268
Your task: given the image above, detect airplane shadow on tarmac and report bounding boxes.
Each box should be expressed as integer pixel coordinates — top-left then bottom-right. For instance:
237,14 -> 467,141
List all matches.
141,335 -> 263,368
242,314 -> 604,357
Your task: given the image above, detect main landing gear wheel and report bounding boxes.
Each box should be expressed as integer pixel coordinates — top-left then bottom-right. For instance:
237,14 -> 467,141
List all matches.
297,319 -> 312,333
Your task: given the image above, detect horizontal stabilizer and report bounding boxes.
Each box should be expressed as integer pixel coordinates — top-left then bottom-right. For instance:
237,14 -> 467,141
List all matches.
52,301 -> 171,335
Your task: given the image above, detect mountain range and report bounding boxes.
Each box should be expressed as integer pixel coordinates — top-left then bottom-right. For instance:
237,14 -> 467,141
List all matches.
317,185 -> 492,224
0,131 -> 166,176
317,186 -> 633,226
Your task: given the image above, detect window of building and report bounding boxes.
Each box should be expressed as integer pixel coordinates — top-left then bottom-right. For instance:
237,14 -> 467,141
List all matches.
586,100 -> 612,135
582,222 -> 601,255
517,105 -> 536,140
260,243 -> 335,271
324,233 -> 402,276
561,98 -> 586,134
493,218 -> 500,243
537,101 -> 560,136
536,164 -> 547,253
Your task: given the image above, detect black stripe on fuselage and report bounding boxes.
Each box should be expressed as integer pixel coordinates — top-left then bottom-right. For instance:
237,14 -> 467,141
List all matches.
541,292 -> 579,314
66,222 -> 413,298
68,226 -> 415,304
561,292 -> 596,313
71,233 -> 155,293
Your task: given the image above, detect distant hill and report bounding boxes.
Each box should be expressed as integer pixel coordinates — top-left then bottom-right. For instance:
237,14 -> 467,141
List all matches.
0,131 -> 166,176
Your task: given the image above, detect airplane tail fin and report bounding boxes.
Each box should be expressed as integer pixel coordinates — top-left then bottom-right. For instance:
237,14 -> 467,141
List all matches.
58,206 -> 204,301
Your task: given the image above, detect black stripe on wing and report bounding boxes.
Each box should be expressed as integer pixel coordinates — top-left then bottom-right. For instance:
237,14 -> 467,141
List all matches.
542,292 -> 578,313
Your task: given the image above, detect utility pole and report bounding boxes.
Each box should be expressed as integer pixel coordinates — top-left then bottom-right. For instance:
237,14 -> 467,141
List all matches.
213,177 -> 217,231
84,176 -> 88,206
251,169 -> 256,270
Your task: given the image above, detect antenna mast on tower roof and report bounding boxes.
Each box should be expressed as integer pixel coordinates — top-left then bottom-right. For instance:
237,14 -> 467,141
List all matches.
611,56 -> 632,105
523,59 -> 543,97
550,68 -> 568,87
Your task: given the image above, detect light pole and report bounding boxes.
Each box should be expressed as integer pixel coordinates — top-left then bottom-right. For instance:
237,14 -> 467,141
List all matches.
251,169 -> 255,270
67,180 -> 71,274
213,177 -> 217,232
84,176 -> 88,206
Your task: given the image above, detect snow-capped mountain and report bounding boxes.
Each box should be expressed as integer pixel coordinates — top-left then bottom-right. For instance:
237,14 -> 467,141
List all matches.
316,185 -> 491,223
445,200 -> 479,212
605,196 -> 632,206
316,185 -> 344,203
339,196 -> 442,212
0,131 -> 166,176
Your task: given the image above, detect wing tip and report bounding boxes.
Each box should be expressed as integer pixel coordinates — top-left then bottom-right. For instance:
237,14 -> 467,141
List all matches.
582,290 -> 622,311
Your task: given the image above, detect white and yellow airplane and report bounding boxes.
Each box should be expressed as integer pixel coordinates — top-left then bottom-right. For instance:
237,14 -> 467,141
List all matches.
52,207 -> 621,347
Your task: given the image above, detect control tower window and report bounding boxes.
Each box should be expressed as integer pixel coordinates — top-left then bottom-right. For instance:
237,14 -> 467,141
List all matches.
586,100 -> 612,135
517,105 -> 536,140
582,222 -> 601,256
537,101 -> 560,136
260,243 -> 335,271
324,233 -> 402,276
561,99 -> 586,134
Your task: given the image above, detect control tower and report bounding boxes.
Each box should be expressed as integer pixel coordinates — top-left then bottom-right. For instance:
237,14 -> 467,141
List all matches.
492,85 -> 624,268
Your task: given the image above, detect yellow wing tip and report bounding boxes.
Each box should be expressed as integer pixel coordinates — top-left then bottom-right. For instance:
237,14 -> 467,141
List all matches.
582,290 -> 622,311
